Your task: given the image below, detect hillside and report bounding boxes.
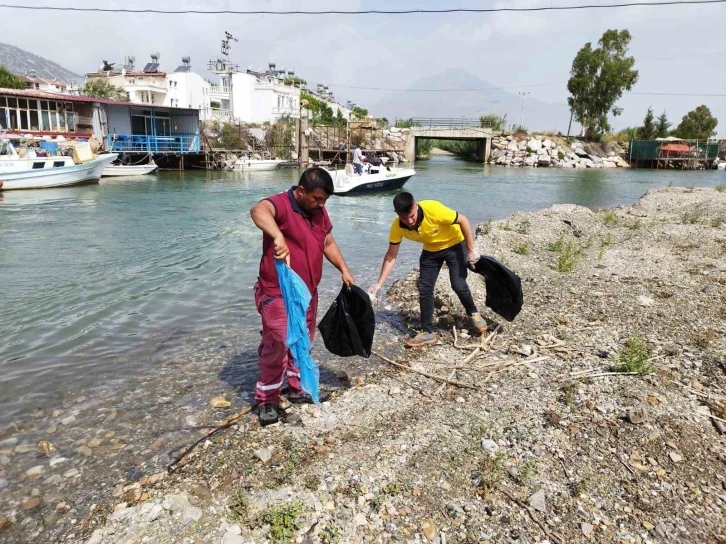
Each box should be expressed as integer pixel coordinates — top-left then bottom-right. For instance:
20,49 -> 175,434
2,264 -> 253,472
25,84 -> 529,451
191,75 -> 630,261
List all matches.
372,67 -> 578,134
0,42 -> 81,83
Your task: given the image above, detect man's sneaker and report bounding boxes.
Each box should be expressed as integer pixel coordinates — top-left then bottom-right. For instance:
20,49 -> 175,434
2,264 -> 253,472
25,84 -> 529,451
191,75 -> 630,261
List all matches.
470,312 -> 488,334
405,332 -> 437,348
258,404 -> 279,427
288,391 -> 331,404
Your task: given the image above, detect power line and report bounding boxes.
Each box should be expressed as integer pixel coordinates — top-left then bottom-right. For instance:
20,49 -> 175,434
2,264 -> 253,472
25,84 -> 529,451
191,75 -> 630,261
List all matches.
320,81 -> 567,92
1,0 -> 726,14
314,81 -> 726,97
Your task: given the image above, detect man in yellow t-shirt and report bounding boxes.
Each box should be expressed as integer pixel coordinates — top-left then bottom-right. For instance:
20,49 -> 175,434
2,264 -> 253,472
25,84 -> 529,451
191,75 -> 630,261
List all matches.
368,192 -> 487,347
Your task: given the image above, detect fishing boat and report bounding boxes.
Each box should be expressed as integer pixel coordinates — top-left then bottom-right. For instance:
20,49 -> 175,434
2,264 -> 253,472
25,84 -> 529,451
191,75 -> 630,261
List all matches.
328,163 -> 415,195
102,162 -> 159,177
232,154 -> 284,171
0,154 -> 118,190
0,137 -> 117,190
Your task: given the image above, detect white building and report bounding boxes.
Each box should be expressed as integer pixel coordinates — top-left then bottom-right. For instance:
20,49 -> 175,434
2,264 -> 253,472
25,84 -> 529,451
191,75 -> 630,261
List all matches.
23,72 -> 69,95
209,65 -> 301,124
164,57 -> 211,121
87,56 -> 168,106
86,55 -> 211,121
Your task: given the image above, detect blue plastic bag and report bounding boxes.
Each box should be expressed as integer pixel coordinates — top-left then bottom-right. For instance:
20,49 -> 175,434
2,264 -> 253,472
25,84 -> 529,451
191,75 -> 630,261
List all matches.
275,260 -> 320,403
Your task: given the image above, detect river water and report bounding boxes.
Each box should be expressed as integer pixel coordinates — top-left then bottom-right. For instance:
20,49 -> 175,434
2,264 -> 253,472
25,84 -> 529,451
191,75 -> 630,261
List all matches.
0,157 -> 723,539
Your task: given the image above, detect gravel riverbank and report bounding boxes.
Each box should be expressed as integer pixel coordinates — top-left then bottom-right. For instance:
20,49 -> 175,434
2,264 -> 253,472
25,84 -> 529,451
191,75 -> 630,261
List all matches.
6,187 -> 726,544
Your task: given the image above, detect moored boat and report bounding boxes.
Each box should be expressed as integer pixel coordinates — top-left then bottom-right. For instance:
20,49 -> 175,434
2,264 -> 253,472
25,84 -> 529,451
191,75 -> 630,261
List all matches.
232,157 -> 284,171
102,162 -> 159,177
0,153 -> 118,190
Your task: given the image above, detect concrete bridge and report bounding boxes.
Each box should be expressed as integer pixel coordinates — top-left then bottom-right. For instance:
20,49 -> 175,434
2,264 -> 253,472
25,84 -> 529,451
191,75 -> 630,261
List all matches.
402,119 -> 495,163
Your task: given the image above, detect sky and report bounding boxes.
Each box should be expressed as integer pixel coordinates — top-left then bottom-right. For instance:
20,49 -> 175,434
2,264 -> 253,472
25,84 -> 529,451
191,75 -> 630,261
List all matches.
2,0 -> 726,135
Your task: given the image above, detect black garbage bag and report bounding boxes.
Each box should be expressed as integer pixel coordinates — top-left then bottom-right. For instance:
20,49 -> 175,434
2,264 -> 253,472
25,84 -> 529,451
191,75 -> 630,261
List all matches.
470,256 -> 523,322
318,284 -> 375,358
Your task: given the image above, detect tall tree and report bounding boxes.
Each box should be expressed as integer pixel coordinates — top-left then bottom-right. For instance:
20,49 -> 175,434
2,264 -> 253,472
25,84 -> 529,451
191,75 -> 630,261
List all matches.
0,65 -> 26,89
351,106 -> 368,120
637,107 -> 656,140
78,79 -> 129,101
567,29 -> 639,140
655,111 -> 671,138
673,105 -> 718,139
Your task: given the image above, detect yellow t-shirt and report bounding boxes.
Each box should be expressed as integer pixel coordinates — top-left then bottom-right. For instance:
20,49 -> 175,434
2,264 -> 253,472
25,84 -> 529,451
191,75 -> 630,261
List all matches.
388,200 -> 464,252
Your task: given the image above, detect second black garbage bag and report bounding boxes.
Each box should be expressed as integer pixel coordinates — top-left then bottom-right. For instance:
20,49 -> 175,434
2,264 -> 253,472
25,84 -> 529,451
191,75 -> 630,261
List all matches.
318,284 -> 375,358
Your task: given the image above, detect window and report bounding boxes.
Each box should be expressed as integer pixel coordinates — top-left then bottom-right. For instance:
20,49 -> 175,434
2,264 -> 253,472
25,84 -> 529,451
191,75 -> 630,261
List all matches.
29,110 -> 39,130
53,161 -> 65,167
32,162 -> 45,169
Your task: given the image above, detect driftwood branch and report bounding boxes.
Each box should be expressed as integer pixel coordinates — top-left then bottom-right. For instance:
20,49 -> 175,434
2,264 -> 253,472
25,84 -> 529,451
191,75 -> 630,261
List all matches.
167,405 -> 255,473
372,351 -> 481,391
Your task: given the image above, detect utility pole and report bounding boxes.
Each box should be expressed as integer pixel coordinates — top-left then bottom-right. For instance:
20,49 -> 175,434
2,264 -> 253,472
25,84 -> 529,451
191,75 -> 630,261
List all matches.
518,92 -> 529,128
491,100 -> 499,115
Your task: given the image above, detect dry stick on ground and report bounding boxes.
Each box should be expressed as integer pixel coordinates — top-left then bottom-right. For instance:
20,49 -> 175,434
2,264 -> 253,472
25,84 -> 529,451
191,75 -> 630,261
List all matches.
668,379 -> 726,402
439,326 -> 500,394
692,410 -> 726,425
437,347 -> 481,396
453,325 -> 499,350
618,457 -> 639,479
499,487 -> 564,544
568,371 -> 640,380
167,405 -> 255,473
372,351 -> 482,391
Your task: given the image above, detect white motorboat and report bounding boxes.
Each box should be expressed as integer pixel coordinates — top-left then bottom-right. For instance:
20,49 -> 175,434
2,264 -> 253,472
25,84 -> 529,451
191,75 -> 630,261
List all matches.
232,156 -> 284,171
717,162 -> 726,171
327,163 -> 415,195
0,139 -> 76,173
102,162 -> 159,177
0,153 -> 117,190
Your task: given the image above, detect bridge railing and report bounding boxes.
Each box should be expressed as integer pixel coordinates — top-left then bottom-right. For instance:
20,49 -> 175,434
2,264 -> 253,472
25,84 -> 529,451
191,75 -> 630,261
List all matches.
405,117 -> 491,129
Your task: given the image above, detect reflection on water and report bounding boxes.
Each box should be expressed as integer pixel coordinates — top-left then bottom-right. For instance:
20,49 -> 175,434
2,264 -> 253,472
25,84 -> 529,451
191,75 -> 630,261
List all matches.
1,159 -> 724,424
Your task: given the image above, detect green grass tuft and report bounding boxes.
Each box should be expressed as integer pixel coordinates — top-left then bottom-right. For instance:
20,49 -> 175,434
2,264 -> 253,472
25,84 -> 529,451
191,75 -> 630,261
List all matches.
513,243 -> 529,255
615,336 -> 652,375
261,501 -> 303,542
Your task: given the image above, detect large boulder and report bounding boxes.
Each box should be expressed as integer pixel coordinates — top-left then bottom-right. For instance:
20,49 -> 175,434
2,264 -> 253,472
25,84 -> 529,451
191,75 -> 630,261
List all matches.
527,138 -> 543,151
542,139 -> 554,149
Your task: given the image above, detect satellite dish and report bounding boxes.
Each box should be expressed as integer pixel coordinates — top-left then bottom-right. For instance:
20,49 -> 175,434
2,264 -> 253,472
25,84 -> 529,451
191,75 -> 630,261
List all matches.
150,52 -> 160,61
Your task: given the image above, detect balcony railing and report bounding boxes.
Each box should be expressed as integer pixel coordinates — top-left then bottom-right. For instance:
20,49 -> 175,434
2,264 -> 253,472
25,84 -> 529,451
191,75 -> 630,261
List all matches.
107,133 -> 200,154
211,108 -> 233,120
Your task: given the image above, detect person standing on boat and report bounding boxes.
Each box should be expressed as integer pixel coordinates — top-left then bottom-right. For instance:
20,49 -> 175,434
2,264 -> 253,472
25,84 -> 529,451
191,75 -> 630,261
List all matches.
250,167 -> 355,426
352,144 -> 366,175
367,192 -> 487,348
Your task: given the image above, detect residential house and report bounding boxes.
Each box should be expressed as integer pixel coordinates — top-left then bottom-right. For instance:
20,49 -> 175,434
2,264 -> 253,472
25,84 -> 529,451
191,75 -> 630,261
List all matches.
23,71 -> 69,94
86,56 -> 168,106
164,57 -> 211,121
210,63 -> 301,124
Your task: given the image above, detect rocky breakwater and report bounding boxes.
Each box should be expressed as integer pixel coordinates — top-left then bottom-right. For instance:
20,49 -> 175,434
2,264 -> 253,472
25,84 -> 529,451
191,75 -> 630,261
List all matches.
490,134 -> 630,168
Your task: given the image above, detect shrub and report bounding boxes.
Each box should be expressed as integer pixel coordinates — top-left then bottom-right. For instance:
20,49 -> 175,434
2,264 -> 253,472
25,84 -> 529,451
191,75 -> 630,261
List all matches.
615,336 -> 652,375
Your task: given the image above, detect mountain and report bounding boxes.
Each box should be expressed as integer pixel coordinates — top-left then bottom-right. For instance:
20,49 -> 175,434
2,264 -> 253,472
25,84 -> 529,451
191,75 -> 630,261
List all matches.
371,68 -> 577,133
0,42 -> 82,83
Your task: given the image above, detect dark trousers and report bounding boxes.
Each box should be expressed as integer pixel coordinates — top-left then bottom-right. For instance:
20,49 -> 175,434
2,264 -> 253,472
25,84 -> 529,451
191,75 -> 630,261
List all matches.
419,241 -> 478,333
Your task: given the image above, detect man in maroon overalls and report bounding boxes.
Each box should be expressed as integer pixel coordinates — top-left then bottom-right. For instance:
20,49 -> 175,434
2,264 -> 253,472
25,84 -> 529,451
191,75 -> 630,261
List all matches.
250,167 -> 355,426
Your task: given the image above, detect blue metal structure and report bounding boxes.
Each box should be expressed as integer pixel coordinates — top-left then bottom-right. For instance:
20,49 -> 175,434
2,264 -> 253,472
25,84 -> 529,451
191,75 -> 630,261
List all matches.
107,133 -> 200,153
